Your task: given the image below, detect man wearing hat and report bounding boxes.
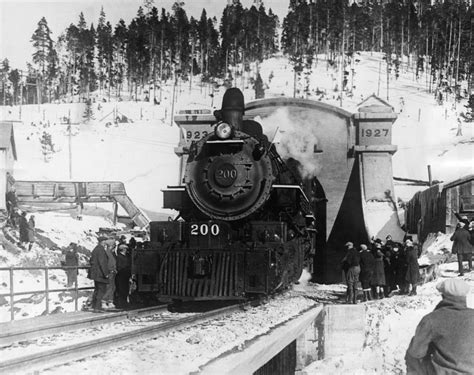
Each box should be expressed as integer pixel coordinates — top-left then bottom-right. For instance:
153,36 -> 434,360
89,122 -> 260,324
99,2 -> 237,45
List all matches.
405,279 -> 474,374
405,239 -> 420,296
450,221 -> 473,276
88,236 -> 110,312
102,238 -> 117,309
341,242 -> 360,304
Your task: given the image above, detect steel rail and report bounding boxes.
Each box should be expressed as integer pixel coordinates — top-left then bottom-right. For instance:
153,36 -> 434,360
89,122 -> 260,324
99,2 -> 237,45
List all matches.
0,305 -> 168,347
0,302 -> 251,374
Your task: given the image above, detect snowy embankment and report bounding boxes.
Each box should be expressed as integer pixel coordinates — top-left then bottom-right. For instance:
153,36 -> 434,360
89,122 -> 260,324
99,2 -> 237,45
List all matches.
303,266 -> 474,375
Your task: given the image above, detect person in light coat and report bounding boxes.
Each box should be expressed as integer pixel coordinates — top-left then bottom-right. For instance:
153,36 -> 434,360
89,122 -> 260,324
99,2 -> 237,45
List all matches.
359,244 -> 375,301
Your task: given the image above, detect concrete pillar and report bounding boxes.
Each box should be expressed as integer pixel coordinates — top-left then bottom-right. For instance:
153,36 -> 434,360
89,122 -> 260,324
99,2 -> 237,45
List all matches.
353,95 -> 398,202
323,304 -> 365,358
353,95 -> 404,241
295,315 -> 320,371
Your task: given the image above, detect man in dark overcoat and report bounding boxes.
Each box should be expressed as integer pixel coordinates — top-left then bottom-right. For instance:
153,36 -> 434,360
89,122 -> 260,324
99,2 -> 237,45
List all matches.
88,237 -> 109,312
404,240 -> 419,296
65,242 -> 79,287
405,279 -> 474,374
18,211 -> 29,247
390,243 -> 405,293
114,242 -> 131,309
450,221 -> 473,276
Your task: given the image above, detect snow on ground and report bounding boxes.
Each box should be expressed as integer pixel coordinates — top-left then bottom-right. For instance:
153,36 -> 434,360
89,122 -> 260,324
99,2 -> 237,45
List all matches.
3,266 -> 467,375
41,293 -> 317,375
0,52 -> 472,372
0,207 -> 120,321
302,266 -> 474,374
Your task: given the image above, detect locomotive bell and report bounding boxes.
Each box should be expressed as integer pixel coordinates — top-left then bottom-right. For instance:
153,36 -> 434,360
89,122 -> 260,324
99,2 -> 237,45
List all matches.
221,87 -> 245,131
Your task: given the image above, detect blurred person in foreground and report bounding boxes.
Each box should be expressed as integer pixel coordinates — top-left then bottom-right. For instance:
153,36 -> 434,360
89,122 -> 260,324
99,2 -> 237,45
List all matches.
88,236 -> 109,313
405,278 -> 474,375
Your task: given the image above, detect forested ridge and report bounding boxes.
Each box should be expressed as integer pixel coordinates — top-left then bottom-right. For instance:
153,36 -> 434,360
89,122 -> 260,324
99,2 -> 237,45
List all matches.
0,0 -> 472,106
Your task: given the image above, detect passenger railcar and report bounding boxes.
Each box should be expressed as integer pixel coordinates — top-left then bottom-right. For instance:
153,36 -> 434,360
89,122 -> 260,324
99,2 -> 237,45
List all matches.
405,175 -> 474,243
132,88 -> 316,301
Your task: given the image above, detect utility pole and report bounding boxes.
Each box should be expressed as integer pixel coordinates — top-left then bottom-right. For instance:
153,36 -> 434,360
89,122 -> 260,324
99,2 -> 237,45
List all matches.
170,69 -> 177,127
68,109 -> 72,180
340,4 -> 345,107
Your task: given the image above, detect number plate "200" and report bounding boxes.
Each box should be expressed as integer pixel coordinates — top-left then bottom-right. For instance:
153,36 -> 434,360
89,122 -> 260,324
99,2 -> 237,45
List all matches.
190,223 -> 220,236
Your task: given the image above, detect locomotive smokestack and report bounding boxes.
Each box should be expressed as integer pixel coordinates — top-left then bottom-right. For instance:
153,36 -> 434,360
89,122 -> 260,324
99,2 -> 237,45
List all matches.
220,87 -> 245,131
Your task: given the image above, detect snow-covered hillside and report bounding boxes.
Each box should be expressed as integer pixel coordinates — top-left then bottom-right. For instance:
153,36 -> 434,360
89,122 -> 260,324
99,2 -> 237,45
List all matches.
2,52 -> 472,214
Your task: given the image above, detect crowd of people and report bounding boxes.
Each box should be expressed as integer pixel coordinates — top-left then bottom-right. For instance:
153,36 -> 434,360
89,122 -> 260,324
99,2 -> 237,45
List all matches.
88,235 -> 134,313
341,235 -> 421,304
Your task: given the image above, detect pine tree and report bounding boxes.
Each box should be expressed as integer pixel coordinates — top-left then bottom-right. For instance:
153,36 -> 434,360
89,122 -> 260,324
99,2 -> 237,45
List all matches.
254,72 -> 265,98
82,98 -> 95,123
97,7 -> 113,94
31,17 -> 54,103
40,131 -> 54,162
113,19 -> 128,99
8,69 -> 20,105
0,58 -> 10,105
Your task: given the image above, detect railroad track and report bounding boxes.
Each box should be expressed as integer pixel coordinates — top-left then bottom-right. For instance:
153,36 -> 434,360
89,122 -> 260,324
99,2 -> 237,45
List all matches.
0,302 -> 254,374
0,305 -> 168,347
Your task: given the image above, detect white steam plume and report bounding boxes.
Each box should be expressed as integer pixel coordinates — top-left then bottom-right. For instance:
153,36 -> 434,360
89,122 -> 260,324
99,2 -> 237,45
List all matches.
255,107 -> 321,178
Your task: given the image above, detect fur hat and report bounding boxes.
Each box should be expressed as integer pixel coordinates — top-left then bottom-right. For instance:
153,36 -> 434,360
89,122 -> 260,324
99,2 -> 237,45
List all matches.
436,279 -> 470,298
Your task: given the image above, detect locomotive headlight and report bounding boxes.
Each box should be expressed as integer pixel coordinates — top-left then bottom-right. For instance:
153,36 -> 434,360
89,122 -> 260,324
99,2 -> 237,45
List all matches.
215,122 -> 232,139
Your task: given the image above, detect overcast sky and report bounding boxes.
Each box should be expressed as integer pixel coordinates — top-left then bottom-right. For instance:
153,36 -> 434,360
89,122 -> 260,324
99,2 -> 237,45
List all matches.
0,0 -> 289,70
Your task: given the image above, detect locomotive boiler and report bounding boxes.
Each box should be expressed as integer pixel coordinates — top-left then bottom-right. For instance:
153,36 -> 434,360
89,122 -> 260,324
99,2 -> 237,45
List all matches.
133,88 -> 316,301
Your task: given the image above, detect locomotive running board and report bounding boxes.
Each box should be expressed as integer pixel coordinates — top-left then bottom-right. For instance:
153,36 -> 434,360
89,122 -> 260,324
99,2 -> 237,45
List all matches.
272,184 -> 310,202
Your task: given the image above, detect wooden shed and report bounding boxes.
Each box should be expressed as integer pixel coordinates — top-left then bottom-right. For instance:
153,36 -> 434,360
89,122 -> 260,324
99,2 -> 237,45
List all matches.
0,122 -> 17,211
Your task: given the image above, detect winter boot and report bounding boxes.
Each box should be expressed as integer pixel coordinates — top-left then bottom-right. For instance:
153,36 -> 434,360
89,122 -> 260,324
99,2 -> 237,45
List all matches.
362,290 -> 369,302
409,285 -> 417,296
371,286 -> 378,299
346,286 -> 354,304
352,285 -> 358,304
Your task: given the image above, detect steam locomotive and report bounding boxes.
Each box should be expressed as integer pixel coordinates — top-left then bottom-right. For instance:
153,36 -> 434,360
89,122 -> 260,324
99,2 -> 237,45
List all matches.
132,88 -> 316,301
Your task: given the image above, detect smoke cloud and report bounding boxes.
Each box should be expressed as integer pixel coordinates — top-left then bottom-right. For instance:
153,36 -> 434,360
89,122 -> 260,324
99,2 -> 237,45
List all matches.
255,107 -> 321,178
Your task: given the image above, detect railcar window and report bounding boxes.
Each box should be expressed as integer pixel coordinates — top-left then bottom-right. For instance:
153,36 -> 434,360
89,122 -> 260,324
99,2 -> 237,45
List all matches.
460,196 -> 474,212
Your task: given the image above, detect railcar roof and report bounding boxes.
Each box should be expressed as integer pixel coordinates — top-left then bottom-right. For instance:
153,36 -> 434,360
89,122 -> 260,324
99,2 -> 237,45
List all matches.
442,174 -> 474,190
